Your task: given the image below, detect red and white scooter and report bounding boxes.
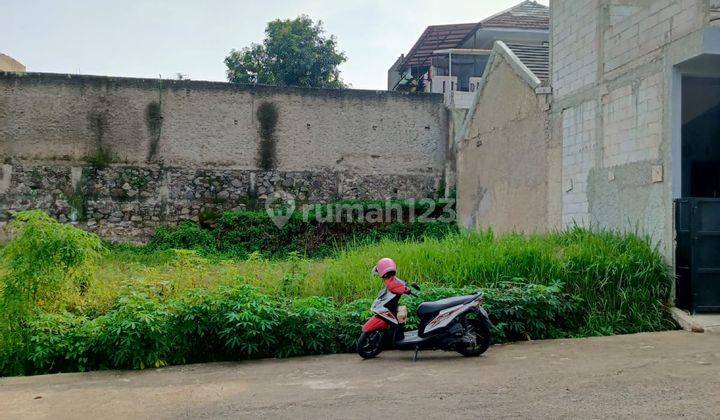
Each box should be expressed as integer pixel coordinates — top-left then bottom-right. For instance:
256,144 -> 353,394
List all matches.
357,258 -> 492,361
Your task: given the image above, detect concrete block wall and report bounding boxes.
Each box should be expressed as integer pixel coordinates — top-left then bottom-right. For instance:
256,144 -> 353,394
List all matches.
550,0 -> 712,258
551,0 -> 599,98
456,46 -> 554,234
0,73 -> 447,175
603,1 -> 704,74
602,73 -> 663,168
560,100 -> 597,227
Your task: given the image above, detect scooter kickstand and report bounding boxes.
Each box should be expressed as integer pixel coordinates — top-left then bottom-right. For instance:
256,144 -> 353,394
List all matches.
412,346 -> 419,362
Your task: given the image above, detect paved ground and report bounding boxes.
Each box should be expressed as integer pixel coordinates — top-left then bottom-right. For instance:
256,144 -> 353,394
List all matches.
2,330 -> 720,419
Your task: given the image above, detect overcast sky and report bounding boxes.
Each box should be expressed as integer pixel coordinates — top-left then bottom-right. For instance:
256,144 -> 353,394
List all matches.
3,0 -> 548,90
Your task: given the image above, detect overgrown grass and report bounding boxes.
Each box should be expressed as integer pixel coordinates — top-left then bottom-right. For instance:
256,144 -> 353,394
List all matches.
90,228 -> 674,336
0,211 -> 676,376
320,229 -> 675,335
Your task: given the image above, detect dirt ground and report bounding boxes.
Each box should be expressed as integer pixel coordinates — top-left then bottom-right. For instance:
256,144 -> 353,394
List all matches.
1,330 -> 719,419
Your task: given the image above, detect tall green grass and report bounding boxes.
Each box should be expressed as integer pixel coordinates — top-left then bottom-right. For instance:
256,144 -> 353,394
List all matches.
319,228 -> 674,335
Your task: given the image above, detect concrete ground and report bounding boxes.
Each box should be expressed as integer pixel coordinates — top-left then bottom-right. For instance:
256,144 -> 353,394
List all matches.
1,331 -> 719,420
693,314 -> 720,331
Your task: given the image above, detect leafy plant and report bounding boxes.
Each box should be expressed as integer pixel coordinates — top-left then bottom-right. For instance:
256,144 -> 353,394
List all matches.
0,211 -> 105,375
3,282 -> 578,376
0,211 -> 105,315
147,199 -> 458,259
0,215 -> 675,377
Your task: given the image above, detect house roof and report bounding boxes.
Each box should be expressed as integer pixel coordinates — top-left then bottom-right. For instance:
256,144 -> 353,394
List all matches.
400,23 -> 481,69
399,1 -> 549,70
480,1 -> 550,30
505,43 -> 549,80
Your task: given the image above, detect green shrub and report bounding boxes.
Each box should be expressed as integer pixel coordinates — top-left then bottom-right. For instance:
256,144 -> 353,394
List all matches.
0,210 -> 105,313
147,199 -> 458,258
2,282 -> 575,375
95,291 -> 174,370
0,211 -> 105,375
0,213 -> 674,377
149,221 -> 215,252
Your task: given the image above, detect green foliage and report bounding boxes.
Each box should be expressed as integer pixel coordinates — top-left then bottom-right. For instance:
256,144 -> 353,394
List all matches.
147,200 -> 458,258
0,211 -> 105,314
149,221 -> 215,251
225,15 -> 347,88
0,213 -> 674,377
256,101 -> 278,170
87,147 -> 113,169
280,252 -> 306,297
3,282 -> 576,375
0,211 -> 105,375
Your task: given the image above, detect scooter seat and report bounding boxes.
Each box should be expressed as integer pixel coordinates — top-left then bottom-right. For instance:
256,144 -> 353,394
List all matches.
417,295 -> 477,316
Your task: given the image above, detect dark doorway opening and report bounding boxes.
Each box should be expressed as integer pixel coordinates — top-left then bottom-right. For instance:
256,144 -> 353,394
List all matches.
676,76 -> 720,312
681,76 -> 720,198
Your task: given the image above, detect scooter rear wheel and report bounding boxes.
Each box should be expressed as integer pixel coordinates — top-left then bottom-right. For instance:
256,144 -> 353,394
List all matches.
357,330 -> 384,359
457,319 -> 491,357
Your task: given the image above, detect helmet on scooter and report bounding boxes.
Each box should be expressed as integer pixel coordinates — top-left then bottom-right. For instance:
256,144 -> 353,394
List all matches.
372,258 -> 397,278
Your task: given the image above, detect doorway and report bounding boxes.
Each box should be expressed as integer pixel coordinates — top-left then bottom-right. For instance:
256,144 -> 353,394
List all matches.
675,76 -> 720,312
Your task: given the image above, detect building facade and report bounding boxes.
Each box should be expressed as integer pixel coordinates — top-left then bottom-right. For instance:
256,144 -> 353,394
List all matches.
388,1 -> 549,109
458,0 -> 720,311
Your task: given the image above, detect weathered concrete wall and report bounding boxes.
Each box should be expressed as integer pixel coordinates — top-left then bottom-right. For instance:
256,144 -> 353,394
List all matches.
0,54 -> 25,73
0,73 -> 447,174
0,73 -> 448,241
550,0 -> 714,259
457,52 -> 554,233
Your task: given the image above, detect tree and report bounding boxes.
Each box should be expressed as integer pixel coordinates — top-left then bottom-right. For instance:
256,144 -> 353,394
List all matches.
225,15 -> 347,88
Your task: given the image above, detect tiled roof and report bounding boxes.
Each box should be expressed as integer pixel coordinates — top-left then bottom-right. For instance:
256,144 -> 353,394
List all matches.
505,42 -> 549,80
480,1 -> 549,30
400,23 -> 480,69
399,1 -> 549,70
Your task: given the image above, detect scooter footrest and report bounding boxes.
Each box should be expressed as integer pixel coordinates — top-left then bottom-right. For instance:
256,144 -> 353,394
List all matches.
396,330 -> 423,345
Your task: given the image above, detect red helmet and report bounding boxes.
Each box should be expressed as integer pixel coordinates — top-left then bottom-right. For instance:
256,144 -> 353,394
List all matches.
373,258 -> 397,278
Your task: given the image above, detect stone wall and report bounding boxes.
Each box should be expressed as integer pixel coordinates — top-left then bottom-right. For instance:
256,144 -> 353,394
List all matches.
0,163 -> 438,242
0,73 -> 448,241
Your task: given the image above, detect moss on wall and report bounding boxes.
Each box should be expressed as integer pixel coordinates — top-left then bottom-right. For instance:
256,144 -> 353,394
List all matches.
145,101 -> 163,162
87,109 -> 113,168
256,101 -> 279,170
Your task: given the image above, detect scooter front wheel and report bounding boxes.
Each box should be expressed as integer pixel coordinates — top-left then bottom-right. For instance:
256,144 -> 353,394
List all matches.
357,330 -> 384,359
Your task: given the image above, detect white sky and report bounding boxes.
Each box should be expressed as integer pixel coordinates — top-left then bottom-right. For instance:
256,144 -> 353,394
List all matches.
3,0 -> 548,90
